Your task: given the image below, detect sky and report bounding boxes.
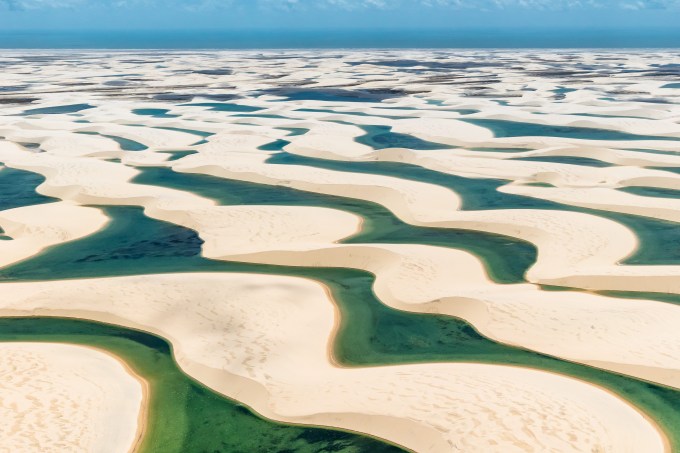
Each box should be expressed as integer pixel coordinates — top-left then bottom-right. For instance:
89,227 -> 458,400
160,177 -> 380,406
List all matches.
1,0 -> 680,30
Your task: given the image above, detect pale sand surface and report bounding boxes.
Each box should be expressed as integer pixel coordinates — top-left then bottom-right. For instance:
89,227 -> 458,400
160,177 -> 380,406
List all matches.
3,50 -> 680,451
2,124 -> 680,387
0,202 -> 109,269
0,273 -> 665,453
173,154 -> 680,293
0,342 -> 143,453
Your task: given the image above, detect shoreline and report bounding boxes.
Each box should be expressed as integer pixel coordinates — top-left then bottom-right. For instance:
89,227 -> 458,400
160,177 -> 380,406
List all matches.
0,340 -> 144,453
88,345 -> 150,453
320,278 -> 672,453
2,49 -> 680,452
0,271 -> 669,452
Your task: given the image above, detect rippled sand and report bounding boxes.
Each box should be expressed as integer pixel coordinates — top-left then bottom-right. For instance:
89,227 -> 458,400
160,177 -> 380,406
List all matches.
1,50 -> 680,452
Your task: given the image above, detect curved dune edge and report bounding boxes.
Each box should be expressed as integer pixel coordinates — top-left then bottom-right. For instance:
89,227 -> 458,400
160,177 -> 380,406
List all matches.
501,183 -> 680,223
218,244 -> 680,388
0,342 -> 144,453
15,125 -> 680,294
0,202 -> 109,270
3,135 -> 679,296
3,51 -> 680,453
170,155 -> 680,293
2,145 -> 680,386
170,149 -> 680,294
0,273 -> 668,453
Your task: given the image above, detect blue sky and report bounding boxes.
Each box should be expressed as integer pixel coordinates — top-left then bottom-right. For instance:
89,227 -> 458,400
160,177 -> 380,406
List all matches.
0,0 -> 679,30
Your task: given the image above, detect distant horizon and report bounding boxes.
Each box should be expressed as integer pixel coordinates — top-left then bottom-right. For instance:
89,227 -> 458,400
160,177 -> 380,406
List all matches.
3,28 -> 680,49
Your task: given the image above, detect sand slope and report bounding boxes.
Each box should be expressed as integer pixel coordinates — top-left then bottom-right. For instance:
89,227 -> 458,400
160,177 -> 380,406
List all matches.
0,273 -> 665,453
0,342 -> 143,453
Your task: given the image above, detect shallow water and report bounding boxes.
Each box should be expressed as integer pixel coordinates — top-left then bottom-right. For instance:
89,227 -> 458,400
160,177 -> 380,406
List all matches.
511,155 -> 614,167
259,88 -> 405,103
355,125 -> 454,150
265,151 -> 680,265
77,131 -> 148,151
0,166 -> 56,210
133,165 -> 537,284
464,118 -> 680,141
258,139 -> 290,151
294,108 -> 413,120
159,150 -> 198,161
2,202 -> 680,451
23,103 -> 94,115
619,185 -> 680,199
132,108 -> 180,118
3,135 -> 680,450
0,317 -> 404,453
154,126 -> 215,139
182,102 -> 263,113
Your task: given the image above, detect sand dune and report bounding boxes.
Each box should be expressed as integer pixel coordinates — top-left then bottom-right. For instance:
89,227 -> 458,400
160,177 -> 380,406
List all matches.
3,49 -> 680,452
0,342 -> 143,453
0,273 -> 666,453
4,130 -> 680,386
0,202 -> 109,269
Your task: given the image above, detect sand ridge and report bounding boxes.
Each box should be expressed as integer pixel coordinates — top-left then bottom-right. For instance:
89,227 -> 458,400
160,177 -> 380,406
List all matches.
3,49 -> 680,452
0,342 -> 143,453
0,273 -> 667,453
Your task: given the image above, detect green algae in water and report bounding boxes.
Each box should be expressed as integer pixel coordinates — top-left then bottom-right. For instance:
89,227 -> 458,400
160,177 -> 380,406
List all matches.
5,159 -> 680,448
266,152 -> 560,211
3,206 -> 680,451
591,209 -> 680,265
261,152 -> 680,266
132,165 -> 537,284
524,182 -> 555,188
0,317 -> 404,453
265,149 -> 680,268
18,142 -> 40,150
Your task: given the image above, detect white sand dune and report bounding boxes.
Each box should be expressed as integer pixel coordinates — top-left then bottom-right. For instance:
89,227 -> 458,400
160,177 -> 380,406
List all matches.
3,49 -> 680,452
0,342 -> 143,453
0,273 -> 666,453
0,202 -> 109,269
167,139 -> 680,295
175,207 -> 677,387
4,131 -> 680,386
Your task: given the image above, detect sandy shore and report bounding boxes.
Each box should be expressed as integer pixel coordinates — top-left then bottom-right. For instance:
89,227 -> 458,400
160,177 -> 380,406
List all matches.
0,273 -> 666,453
2,49 -> 680,452
0,342 -> 144,453
2,120 -> 680,388
0,201 -> 109,270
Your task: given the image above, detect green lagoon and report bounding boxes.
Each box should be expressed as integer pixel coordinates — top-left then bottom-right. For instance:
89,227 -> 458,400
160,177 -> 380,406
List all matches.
2,163 -> 680,451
